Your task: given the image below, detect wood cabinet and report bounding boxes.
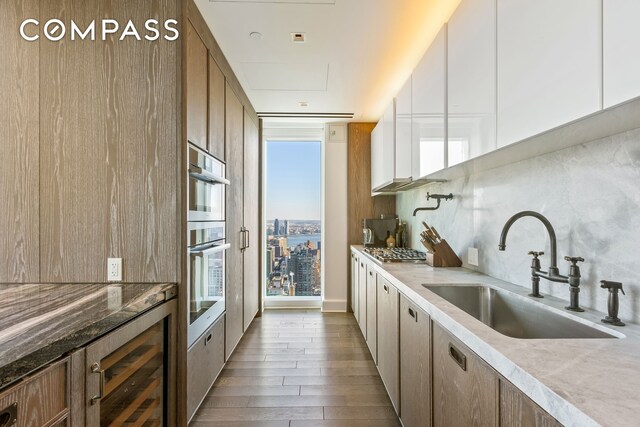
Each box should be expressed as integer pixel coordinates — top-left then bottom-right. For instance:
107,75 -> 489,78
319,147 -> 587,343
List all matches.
400,295 -> 431,427
365,264 -> 377,363
243,112 -> 260,331
187,314 -> 225,422
225,83 -> 245,360
496,0 -> 602,147
432,322 -> 498,426
187,20 -> 208,150
447,0 -> 496,163
85,300 -> 176,426
350,251 -> 359,316
603,0 -> 640,108
412,25 -> 447,179
208,55 -> 226,160
377,277 -> 399,412
357,258 -> 367,337
500,378 -> 562,427
0,358 -> 69,426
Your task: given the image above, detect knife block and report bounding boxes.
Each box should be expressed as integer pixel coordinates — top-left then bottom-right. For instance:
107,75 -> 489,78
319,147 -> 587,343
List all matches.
425,240 -> 462,268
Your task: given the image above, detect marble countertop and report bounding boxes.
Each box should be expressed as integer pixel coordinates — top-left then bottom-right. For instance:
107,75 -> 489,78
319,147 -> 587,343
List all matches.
352,246 -> 640,427
0,282 -> 176,391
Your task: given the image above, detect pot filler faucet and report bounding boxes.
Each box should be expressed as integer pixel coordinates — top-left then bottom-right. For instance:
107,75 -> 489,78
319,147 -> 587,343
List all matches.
498,211 -> 584,312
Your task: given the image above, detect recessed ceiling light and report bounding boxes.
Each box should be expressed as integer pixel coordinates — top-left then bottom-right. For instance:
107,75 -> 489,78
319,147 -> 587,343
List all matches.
299,102 -> 309,107
249,31 -> 263,40
291,32 -> 306,43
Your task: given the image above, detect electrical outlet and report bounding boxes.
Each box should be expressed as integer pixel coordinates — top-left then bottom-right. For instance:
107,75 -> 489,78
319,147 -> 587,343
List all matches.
468,248 -> 479,266
107,286 -> 122,310
107,258 -> 122,282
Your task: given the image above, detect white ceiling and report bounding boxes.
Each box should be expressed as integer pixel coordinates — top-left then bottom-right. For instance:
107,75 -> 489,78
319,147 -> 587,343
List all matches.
195,0 -> 462,122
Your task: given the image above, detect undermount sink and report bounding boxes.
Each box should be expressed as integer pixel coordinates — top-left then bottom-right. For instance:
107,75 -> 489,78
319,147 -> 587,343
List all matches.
423,284 -> 620,339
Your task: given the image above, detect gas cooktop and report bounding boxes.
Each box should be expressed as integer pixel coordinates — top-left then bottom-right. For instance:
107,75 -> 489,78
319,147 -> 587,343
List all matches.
363,247 -> 427,263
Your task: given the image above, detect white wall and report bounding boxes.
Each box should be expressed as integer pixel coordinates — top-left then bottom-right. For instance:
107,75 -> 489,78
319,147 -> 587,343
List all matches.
321,123 -> 349,311
397,127 -> 640,323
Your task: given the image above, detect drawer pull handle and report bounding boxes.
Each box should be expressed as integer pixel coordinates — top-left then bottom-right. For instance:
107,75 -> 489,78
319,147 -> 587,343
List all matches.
383,284 -> 389,293
0,403 -> 17,427
205,333 -> 213,345
90,362 -> 106,405
361,263 -> 364,267
448,343 -> 467,371
408,307 -> 417,321
369,271 -> 373,276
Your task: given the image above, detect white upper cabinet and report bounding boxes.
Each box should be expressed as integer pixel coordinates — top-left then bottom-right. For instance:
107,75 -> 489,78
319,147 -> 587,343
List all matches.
395,77 -> 412,180
371,119 -> 385,191
496,0 -> 602,148
603,0 -> 640,108
447,0 -> 496,164
412,25 -> 447,179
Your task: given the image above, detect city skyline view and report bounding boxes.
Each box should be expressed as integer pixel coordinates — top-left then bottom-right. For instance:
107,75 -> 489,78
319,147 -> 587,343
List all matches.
265,140 -> 322,298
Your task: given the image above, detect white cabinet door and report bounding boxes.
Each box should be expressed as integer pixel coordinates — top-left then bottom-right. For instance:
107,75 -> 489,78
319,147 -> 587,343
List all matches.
395,77 -> 412,179
412,25 -> 447,179
448,0 -> 496,164
497,0 -> 602,148
370,121 -> 384,191
381,101 -> 396,185
603,0 -> 640,108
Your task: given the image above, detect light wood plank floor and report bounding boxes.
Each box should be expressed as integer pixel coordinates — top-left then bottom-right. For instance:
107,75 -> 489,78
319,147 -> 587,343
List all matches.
191,310 -> 401,427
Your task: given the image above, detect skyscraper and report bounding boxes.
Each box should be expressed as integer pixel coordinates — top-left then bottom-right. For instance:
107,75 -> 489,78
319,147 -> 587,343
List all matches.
287,246 -> 319,296
273,218 -> 280,236
283,219 -> 289,236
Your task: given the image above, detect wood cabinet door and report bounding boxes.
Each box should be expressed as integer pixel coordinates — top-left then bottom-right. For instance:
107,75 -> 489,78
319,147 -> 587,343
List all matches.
412,25 -> 447,178
208,55 -> 225,160
186,21 -> 207,150
351,252 -> 359,316
357,259 -> 367,337
447,0 -> 496,163
377,277 -> 399,412
400,295 -> 431,427
224,83 -> 245,359
433,322 -> 498,427
496,0 -> 601,147
243,112 -> 259,330
603,0 -> 640,108
499,378 -> 562,427
365,264 -> 377,363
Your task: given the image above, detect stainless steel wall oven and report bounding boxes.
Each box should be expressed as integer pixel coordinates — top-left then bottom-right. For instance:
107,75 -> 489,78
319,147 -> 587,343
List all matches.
187,143 -> 229,347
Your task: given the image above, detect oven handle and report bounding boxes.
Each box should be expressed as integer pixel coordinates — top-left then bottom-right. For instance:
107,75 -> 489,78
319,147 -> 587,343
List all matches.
190,242 -> 231,257
189,165 -> 231,186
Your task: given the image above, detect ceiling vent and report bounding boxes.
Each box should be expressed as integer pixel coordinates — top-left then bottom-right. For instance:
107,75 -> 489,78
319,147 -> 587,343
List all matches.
291,32 -> 306,43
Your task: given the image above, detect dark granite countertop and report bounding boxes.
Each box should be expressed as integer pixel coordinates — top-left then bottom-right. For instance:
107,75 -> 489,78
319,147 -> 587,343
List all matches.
0,282 -> 176,391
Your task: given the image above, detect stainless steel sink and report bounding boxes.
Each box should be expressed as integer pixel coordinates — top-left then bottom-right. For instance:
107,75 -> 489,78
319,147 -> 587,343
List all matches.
423,284 -> 619,339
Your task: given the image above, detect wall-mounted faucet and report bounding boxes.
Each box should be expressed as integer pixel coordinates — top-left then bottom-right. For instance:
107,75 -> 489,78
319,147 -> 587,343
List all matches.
412,193 -> 453,216
498,211 -> 584,312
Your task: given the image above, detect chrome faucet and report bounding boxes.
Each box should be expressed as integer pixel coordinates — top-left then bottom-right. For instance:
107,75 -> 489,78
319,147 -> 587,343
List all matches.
498,211 -> 584,312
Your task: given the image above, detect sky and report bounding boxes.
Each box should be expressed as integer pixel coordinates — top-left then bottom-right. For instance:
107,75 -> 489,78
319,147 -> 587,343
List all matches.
266,141 -> 321,221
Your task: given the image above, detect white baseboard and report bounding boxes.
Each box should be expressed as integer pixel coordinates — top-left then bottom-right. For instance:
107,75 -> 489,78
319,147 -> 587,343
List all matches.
322,299 -> 347,312
264,298 -> 322,309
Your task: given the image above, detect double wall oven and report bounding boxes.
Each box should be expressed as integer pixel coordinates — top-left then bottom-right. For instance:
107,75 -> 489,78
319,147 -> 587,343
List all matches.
187,143 -> 230,347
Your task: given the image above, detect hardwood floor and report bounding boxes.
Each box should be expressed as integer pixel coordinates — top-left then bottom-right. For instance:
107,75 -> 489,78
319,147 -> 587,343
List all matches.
190,310 -> 401,427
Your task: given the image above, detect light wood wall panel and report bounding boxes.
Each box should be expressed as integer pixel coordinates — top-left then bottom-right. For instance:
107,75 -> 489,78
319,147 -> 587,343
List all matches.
243,110 -> 259,330
39,0 -> 179,283
0,0 -> 40,282
347,123 -> 396,246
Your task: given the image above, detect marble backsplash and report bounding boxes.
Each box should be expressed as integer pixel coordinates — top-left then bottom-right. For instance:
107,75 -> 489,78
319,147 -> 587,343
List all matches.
397,127 -> 640,324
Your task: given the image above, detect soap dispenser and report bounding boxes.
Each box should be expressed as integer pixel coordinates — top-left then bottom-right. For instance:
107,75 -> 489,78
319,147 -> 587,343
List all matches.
600,280 -> 626,326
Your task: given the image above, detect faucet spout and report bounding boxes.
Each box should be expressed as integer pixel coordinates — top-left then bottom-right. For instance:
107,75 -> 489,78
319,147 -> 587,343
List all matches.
498,211 -> 558,272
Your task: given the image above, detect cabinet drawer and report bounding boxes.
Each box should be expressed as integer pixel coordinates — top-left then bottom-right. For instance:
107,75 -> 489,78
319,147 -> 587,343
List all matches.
187,314 -> 225,421
0,358 -> 69,427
